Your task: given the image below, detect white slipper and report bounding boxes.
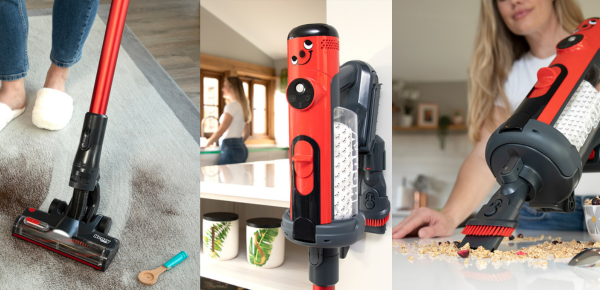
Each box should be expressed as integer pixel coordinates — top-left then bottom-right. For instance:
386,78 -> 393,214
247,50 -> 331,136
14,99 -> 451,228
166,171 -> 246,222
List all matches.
32,88 -> 73,130
0,103 -> 26,132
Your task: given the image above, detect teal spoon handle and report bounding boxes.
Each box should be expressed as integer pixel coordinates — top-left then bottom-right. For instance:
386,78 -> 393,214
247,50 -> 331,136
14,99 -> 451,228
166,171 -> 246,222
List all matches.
163,251 -> 188,270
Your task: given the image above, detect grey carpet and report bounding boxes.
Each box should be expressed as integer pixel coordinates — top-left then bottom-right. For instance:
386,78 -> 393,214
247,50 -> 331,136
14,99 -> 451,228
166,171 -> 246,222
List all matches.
0,9 -> 200,290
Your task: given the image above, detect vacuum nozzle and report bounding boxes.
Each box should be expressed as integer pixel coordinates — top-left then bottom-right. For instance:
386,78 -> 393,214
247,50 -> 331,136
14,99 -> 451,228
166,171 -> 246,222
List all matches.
12,207 -> 119,271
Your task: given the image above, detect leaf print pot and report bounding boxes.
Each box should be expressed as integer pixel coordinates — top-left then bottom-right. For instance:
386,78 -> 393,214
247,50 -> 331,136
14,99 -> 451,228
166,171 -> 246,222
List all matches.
203,212 -> 239,261
583,205 -> 600,242
246,218 -> 284,268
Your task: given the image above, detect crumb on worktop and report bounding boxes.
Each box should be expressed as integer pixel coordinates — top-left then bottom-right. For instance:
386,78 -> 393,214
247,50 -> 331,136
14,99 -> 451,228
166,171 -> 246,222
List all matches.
395,234 -> 599,269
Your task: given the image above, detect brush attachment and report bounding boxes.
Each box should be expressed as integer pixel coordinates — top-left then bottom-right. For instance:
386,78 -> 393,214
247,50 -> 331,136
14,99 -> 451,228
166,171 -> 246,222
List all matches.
365,214 -> 389,228
459,166 -> 527,251
358,136 -> 389,233
461,225 -> 514,237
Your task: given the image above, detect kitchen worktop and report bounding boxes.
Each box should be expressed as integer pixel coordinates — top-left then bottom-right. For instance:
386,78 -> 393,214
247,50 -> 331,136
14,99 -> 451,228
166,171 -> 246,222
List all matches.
200,144 -> 288,154
200,145 -> 289,166
393,228 -> 600,290
200,159 -> 290,207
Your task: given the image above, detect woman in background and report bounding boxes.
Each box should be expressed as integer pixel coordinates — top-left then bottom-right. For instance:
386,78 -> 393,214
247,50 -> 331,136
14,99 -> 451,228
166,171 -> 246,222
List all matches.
204,77 -> 252,165
393,0 -> 590,239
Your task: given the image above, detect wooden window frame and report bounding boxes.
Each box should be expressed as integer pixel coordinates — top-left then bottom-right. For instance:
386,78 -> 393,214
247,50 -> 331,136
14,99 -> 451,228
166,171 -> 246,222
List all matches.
240,77 -> 270,140
200,70 -> 225,139
200,54 -> 277,144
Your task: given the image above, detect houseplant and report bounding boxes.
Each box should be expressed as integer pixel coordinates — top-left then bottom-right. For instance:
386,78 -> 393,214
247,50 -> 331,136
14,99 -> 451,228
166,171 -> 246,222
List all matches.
438,115 -> 452,150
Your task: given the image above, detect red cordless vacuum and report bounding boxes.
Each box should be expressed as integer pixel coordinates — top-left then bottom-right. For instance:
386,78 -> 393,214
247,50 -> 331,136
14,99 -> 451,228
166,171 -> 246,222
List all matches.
11,0 -> 130,271
460,18 -> 600,251
281,24 -> 390,289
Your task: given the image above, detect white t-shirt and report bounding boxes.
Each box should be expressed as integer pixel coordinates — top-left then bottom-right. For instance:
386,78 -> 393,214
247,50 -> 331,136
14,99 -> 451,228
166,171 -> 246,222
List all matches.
220,101 -> 246,140
498,51 -> 598,196
497,51 -> 556,111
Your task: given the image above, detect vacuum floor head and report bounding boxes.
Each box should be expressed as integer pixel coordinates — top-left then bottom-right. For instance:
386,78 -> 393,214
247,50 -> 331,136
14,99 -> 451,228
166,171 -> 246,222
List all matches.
12,206 -> 119,271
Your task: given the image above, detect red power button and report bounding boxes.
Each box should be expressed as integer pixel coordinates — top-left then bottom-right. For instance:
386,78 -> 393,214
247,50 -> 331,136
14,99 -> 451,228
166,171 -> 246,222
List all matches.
292,141 -> 314,195
529,66 -> 562,98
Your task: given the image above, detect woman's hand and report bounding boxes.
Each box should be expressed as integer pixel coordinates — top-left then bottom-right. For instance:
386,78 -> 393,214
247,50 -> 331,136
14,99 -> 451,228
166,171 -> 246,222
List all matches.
392,208 -> 457,239
204,113 -> 233,147
202,140 -> 215,148
392,106 -> 509,240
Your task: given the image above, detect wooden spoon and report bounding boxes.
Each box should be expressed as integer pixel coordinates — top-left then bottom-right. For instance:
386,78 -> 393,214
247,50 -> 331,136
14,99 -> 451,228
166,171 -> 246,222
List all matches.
138,251 -> 188,285
138,266 -> 167,285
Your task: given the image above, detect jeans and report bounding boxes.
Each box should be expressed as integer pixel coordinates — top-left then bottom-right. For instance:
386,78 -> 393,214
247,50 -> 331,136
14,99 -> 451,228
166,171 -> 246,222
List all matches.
516,195 -> 595,231
217,138 -> 248,165
0,0 -> 100,81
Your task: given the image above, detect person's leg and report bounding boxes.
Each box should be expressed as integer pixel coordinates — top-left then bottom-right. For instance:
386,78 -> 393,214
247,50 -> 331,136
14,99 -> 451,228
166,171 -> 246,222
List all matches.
32,0 -> 100,131
0,0 -> 28,110
217,141 -> 233,165
517,198 -> 585,231
241,140 -> 248,163
46,0 -> 100,92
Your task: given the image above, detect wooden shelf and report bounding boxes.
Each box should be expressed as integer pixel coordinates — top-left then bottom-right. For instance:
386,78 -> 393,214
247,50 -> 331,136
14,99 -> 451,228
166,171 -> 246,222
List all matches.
393,124 -> 468,132
201,238 -> 311,290
392,210 -> 412,217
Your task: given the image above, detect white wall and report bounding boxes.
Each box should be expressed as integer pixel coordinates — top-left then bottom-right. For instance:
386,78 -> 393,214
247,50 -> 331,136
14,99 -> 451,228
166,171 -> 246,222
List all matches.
327,0 -> 392,289
200,7 -> 274,67
395,0 -> 600,82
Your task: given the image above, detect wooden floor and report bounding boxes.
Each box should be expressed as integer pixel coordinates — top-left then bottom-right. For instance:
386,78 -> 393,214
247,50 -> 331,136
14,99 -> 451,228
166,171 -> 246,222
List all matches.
24,0 -> 200,106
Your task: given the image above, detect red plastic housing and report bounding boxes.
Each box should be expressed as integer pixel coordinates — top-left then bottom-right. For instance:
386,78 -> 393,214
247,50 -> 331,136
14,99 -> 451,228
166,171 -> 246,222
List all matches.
529,18 -> 600,124
89,0 -> 130,115
288,34 -> 340,225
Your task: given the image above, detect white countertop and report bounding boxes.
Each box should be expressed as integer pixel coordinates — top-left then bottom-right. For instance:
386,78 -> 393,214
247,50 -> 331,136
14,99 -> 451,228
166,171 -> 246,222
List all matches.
393,229 -> 600,290
200,159 -> 290,207
200,144 -> 288,154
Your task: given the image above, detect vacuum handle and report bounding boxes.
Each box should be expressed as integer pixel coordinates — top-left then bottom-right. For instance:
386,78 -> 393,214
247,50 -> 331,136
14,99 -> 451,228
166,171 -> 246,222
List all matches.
89,0 -> 130,115
163,251 -> 188,270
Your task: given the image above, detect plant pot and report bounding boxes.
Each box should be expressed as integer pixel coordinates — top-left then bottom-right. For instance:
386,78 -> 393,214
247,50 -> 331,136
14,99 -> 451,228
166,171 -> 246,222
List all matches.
203,212 -> 239,261
452,115 -> 464,125
246,218 -> 285,268
400,115 -> 413,127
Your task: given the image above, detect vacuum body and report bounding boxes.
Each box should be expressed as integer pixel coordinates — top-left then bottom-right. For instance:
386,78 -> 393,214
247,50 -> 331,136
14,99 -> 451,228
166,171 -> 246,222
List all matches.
461,18 -> 600,250
12,0 -> 130,271
282,24 -> 389,289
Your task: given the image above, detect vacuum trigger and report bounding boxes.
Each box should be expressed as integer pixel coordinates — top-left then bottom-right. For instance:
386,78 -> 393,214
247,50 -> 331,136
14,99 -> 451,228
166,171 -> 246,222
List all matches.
340,246 -> 350,259
309,247 -> 323,266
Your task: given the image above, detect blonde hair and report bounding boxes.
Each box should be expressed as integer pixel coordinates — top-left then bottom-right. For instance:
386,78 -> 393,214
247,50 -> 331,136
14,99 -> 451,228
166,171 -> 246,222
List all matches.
467,0 -> 583,143
226,77 -> 252,123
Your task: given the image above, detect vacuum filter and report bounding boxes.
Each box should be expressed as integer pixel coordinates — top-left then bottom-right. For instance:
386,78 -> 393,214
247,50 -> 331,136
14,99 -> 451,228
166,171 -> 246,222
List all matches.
333,107 -> 359,221
554,80 -> 600,151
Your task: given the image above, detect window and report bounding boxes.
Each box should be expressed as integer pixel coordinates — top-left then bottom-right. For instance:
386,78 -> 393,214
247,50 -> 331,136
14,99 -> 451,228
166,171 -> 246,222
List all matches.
241,78 -> 270,139
200,54 -> 276,144
200,70 -> 224,139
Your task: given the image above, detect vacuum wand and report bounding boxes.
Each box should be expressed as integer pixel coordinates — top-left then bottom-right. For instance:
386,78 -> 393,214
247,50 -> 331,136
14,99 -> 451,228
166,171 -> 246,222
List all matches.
90,0 -> 130,115
12,0 -> 130,271
460,18 -> 600,251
